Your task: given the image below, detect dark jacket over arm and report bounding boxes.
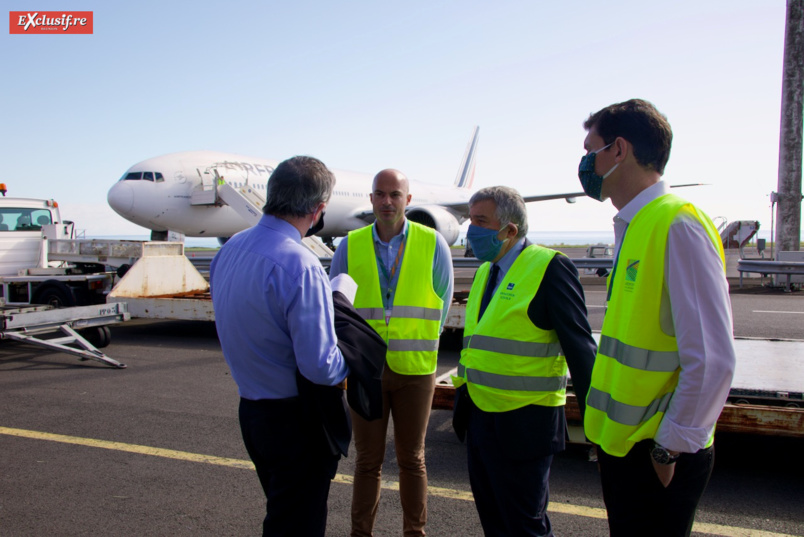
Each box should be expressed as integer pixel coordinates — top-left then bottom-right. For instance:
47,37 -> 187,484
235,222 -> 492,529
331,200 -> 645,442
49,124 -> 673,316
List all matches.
332,291 -> 386,422
295,291 -> 387,459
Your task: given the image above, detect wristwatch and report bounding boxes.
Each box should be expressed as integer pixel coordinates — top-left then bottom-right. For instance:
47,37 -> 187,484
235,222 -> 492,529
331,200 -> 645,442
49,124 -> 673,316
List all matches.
651,442 -> 681,465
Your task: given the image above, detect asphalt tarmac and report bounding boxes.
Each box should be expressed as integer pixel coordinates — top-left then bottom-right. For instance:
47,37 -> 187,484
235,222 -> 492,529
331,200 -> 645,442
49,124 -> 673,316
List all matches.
1,280 -> 803,536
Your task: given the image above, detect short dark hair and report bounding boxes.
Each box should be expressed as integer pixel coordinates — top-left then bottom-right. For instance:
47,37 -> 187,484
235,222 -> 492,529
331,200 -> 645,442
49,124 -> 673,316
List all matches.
263,156 -> 335,217
469,186 -> 528,238
583,99 -> 673,175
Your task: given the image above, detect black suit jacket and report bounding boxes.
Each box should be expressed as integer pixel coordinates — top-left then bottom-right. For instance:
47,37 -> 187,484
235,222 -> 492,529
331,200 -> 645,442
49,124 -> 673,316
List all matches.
332,292 -> 386,422
295,291 -> 386,458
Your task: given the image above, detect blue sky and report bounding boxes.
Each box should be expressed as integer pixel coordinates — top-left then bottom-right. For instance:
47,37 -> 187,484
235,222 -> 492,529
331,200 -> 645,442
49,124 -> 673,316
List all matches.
1,1 -> 795,239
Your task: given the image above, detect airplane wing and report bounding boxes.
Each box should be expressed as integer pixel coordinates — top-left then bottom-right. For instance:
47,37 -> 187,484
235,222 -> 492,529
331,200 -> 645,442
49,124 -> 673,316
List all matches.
522,192 -> 587,203
520,183 -> 704,204
441,183 -> 705,208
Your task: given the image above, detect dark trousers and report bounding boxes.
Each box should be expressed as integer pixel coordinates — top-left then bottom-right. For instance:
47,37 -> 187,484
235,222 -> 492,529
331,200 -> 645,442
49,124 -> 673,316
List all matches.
466,402 -> 554,537
239,397 -> 340,537
598,440 -> 715,537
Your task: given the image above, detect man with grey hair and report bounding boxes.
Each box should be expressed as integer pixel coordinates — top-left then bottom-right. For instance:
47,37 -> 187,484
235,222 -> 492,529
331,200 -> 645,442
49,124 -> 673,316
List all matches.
452,185 -> 596,536
211,156 -> 350,536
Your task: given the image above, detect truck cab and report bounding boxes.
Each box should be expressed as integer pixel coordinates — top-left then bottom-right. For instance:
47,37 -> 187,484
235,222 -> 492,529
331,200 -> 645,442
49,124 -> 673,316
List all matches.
0,195 -> 74,277
0,185 -> 111,307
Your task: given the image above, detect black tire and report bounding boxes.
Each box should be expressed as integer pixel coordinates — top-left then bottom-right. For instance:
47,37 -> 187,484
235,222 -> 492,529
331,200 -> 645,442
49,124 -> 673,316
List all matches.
80,326 -> 111,348
32,281 -> 76,308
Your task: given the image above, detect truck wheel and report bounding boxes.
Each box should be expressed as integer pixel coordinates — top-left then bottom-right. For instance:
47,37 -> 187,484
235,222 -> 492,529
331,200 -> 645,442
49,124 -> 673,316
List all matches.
32,281 -> 76,308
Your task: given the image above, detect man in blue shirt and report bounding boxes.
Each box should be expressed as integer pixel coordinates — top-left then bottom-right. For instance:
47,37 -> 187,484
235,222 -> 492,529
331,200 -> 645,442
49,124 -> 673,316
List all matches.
211,156 -> 350,537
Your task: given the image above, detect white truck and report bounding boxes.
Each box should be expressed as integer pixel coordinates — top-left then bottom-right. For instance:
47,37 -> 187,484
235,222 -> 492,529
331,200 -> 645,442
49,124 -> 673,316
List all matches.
0,186 -> 131,367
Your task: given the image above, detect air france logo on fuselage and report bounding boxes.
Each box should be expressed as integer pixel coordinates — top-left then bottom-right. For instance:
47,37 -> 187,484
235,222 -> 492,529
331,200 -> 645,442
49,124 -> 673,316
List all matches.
218,161 -> 275,176
9,11 -> 93,34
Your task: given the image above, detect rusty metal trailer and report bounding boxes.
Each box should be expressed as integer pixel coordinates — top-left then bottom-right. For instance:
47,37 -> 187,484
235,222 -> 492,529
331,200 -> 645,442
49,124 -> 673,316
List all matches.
434,335 -> 804,439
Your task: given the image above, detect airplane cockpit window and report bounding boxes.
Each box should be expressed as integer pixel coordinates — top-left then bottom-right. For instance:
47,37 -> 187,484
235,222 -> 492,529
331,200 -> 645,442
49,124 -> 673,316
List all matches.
121,171 -> 163,182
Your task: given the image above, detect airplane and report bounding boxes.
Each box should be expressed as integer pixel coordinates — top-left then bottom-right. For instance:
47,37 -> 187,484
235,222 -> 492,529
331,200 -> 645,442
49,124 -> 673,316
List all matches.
106,127 -> 692,247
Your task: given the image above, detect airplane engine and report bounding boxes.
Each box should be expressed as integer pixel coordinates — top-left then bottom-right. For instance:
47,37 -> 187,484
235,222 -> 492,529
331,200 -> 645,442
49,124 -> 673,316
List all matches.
406,205 -> 461,246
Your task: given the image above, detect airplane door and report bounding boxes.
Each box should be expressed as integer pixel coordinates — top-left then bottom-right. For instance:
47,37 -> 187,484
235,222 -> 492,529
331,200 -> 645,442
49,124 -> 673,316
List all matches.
197,168 -> 214,190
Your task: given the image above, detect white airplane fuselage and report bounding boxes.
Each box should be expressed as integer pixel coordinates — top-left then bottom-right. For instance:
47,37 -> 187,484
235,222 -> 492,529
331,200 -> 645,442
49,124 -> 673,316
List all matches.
107,151 -> 473,244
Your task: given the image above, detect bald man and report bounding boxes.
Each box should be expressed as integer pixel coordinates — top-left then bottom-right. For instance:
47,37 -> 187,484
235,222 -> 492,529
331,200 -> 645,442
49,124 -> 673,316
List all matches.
330,169 -> 454,536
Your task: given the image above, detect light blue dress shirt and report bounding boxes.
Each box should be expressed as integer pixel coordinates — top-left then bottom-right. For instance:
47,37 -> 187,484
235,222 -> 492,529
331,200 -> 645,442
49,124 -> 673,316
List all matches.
211,214 -> 349,400
329,219 -> 454,330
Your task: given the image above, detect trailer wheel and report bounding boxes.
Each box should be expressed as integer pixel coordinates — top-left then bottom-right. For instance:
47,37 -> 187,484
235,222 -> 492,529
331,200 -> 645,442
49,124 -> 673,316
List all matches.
32,281 -> 76,308
80,326 -> 111,349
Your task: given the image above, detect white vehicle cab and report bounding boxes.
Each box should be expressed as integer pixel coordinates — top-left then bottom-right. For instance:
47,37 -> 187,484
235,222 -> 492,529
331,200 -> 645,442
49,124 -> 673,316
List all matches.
0,184 -> 111,308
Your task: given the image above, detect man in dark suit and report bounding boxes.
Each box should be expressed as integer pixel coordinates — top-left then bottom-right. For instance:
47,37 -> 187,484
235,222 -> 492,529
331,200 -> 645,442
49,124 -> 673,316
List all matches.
453,186 -> 596,536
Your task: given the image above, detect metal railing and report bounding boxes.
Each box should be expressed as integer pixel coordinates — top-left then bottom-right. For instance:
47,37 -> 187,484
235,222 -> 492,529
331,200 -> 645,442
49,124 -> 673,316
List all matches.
737,259 -> 804,291
188,254 -> 615,278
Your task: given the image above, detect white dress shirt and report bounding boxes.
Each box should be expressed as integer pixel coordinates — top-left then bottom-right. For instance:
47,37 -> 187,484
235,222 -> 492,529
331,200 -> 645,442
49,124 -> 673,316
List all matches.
613,181 -> 736,453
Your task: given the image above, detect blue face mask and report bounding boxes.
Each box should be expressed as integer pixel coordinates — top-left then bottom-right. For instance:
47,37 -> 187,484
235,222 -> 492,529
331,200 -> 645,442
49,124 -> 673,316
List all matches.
467,224 -> 508,262
578,143 -> 619,202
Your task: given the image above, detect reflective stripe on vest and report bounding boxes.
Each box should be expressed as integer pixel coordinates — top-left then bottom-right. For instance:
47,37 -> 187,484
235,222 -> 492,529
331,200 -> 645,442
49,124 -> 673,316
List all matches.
587,387 -> 673,427
357,305 -> 442,322
458,363 -> 568,392
584,194 -> 724,456
347,222 -> 443,375
462,335 -> 562,358
598,335 -> 680,372
456,244 -> 568,412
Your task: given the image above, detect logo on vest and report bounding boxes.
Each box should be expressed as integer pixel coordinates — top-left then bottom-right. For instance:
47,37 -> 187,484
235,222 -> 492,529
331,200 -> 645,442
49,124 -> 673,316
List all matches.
506,282 -> 515,290
624,259 -> 639,292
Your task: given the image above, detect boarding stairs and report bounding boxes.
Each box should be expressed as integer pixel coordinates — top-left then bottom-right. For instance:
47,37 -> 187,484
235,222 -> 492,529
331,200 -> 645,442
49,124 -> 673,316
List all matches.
196,170 -> 334,257
715,217 -> 760,259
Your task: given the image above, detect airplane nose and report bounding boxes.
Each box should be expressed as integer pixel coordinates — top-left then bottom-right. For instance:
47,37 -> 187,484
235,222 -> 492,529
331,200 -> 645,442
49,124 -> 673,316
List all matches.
107,181 -> 135,216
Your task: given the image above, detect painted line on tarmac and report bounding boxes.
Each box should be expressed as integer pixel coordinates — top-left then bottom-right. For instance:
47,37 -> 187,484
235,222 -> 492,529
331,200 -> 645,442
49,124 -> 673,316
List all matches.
2,426 -> 796,537
0,426 -> 255,470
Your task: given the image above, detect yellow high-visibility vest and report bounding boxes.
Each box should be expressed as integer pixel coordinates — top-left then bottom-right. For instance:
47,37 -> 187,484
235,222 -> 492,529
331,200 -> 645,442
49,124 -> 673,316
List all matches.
584,194 -> 724,456
455,244 -> 567,412
347,222 -> 443,375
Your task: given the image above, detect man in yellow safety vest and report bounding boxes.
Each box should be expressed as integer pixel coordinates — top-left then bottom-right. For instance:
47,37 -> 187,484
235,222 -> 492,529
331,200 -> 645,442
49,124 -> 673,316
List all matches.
580,99 -> 737,537
329,169 -> 454,536
452,185 -> 596,536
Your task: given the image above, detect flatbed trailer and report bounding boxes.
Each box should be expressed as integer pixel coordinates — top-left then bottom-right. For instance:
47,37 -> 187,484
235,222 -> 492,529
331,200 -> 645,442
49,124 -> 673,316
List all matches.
0,302 -> 130,368
433,335 -> 804,440
432,388 -> 804,439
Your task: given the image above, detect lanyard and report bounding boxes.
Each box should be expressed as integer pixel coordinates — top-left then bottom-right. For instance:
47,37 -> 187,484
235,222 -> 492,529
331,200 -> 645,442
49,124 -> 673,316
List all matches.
376,234 -> 407,302
606,224 -> 630,303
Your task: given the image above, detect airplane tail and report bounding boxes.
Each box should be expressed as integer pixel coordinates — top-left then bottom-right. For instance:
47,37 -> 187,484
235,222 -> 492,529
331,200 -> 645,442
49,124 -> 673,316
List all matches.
453,126 -> 479,190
